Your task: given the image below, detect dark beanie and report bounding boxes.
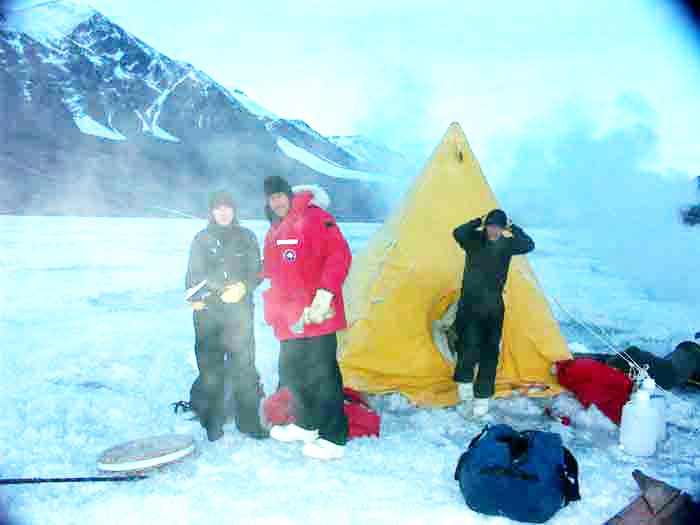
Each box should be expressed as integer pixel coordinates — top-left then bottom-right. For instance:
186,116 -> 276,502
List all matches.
264,176 -> 293,198
208,190 -> 234,210
485,209 -> 507,228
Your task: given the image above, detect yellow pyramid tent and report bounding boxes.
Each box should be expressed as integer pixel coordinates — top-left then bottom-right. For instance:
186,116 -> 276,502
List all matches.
338,122 -> 570,407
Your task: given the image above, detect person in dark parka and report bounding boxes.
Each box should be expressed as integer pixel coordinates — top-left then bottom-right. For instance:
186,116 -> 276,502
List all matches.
605,339 -> 700,389
186,191 -> 267,441
452,209 -> 535,417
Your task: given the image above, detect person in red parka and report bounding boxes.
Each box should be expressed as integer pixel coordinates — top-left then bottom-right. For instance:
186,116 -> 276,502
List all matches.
262,176 -> 352,460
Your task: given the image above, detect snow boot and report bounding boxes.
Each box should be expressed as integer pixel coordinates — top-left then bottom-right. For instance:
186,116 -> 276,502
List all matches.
206,423 -> 224,442
302,438 -> 345,460
270,424 -> 319,443
243,427 -> 270,440
458,382 -> 474,403
473,398 -> 489,417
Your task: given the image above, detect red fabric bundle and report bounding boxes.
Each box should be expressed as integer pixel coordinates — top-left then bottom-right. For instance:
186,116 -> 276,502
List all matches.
555,358 -> 634,424
262,387 -> 380,439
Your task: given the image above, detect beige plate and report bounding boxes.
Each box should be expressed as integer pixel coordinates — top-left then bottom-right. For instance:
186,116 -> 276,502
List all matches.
97,434 -> 195,473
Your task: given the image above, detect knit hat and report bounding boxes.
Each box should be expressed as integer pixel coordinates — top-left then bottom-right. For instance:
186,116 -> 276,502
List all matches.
484,209 -> 507,228
208,190 -> 234,210
264,176 -> 293,199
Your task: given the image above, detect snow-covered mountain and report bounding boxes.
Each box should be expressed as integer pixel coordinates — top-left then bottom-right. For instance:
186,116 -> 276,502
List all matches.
0,0 -> 409,219
330,134 -> 420,173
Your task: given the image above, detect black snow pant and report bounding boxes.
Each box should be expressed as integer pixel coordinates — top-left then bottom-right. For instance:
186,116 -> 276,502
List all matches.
452,298 -> 505,399
193,302 -> 264,437
279,333 -> 348,445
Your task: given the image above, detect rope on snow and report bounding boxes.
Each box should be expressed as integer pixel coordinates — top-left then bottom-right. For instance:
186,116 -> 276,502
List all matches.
549,294 -> 700,432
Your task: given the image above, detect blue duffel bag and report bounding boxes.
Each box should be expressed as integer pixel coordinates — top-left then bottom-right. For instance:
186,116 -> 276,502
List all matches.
454,424 -> 580,523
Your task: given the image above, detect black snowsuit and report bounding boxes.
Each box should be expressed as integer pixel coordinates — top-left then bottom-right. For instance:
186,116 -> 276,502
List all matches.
186,223 -> 266,439
452,219 -> 535,398
605,342 -> 700,390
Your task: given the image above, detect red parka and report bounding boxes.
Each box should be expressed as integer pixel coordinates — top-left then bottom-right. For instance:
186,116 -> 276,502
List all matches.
555,358 -> 634,425
262,186 -> 351,341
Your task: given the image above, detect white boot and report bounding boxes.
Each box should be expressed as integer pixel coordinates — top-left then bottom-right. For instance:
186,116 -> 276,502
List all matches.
458,382 -> 474,403
269,424 -> 319,443
302,438 -> 345,460
473,398 -> 489,417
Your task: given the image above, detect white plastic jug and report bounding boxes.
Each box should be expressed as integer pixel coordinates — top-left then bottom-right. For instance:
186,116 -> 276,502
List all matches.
639,377 -> 666,443
619,390 -> 658,457
651,394 -> 667,442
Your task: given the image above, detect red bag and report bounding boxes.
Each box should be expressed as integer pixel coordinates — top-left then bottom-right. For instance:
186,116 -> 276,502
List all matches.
262,387 -> 296,426
343,388 -> 381,439
262,387 -> 380,440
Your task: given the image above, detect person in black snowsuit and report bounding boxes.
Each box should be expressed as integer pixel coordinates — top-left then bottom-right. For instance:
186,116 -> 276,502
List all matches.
602,338 -> 700,390
185,191 -> 267,441
452,209 -> 535,417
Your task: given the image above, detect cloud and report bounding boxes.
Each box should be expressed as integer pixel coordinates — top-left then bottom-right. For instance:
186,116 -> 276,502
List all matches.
352,68 -> 436,155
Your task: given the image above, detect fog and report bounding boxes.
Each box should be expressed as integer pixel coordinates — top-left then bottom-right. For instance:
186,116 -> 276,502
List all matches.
490,95 -> 699,303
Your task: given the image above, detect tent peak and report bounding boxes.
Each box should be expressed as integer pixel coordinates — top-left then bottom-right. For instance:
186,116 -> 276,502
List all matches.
447,122 -> 465,135
443,122 -> 468,145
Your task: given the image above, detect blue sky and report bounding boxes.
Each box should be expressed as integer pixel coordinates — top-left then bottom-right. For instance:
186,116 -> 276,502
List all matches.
12,0 -> 700,175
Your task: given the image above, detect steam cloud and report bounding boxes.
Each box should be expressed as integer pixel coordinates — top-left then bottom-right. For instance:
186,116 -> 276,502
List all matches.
493,94 -> 699,303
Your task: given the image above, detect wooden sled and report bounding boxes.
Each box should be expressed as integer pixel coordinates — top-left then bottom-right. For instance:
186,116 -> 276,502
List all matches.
605,470 -> 692,524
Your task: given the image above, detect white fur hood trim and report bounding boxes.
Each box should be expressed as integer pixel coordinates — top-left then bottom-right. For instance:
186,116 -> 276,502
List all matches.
292,184 -> 331,210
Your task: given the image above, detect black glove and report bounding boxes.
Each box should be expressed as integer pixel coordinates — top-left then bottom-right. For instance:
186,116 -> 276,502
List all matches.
467,217 -> 482,229
510,223 -> 522,233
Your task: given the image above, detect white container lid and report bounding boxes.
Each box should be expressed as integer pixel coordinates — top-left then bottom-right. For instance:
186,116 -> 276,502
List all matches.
642,377 -> 656,391
635,390 -> 651,402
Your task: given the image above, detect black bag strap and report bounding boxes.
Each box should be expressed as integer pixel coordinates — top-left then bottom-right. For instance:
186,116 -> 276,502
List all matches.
343,391 -> 371,409
480,465 -> 539,482
468,425 -> 489,449
561,447 -> 581,505
172,401 -> 192,414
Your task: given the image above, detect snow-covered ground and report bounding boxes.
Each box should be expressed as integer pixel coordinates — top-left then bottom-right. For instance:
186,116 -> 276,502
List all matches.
0,216 -> 698,525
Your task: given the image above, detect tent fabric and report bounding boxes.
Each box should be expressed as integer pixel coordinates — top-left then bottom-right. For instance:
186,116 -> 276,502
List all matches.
338,122 -> 570,407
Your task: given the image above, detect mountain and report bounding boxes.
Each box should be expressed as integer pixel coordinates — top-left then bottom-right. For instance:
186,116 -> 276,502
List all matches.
0,1 -> 409,219
330,135 -> 419,173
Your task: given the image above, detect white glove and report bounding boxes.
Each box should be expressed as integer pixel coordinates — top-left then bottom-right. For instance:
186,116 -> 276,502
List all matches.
300,307 -> 312,326
220,282 -> 247,304
306,289 -> 335,324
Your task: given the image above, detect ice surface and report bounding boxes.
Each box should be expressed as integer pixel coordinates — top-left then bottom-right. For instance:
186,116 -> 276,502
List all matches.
73,113 -> 127,141
0,217 -> 698,524
277,138 -> 392,182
